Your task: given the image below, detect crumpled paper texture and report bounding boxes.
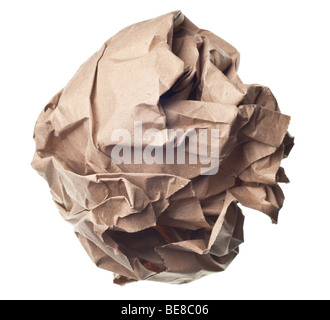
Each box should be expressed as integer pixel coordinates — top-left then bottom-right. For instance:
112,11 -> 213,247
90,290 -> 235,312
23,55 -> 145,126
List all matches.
32,11 -> 294,285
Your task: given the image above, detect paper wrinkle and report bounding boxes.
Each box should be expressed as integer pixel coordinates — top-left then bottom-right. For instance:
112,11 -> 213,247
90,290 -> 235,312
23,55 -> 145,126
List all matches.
32,11 -> 294,285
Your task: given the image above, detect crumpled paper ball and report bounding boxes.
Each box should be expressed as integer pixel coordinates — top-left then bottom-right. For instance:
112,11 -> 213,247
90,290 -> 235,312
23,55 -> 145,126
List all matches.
32,11 -> 294,285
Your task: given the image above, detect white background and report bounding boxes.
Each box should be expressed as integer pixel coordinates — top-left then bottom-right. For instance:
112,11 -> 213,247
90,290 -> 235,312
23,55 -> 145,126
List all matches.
0,0 -> 329,300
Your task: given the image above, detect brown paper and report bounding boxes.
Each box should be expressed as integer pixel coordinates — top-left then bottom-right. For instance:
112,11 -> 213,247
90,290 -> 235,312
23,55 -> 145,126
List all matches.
32,11 -> 294,285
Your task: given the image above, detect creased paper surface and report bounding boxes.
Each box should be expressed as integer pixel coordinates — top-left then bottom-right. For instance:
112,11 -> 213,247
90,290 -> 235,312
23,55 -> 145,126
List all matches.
32,11 -> 294,285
